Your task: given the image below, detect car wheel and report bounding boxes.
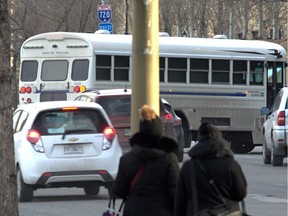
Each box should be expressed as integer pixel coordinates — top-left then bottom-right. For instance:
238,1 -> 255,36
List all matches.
84,186 -> 100,196
17,169 -> 33,202
262,139 -> 271,164
271,154 -> 284,166
271,145 -> 284,166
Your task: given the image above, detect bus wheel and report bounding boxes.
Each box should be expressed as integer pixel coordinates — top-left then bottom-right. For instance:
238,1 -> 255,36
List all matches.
231,142 -> 255,154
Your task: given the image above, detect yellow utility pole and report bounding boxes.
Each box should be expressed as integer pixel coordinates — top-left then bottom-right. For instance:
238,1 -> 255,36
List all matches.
131,0 -> 159,135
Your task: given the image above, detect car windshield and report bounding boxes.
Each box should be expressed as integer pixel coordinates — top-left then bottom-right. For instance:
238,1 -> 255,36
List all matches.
32,108 -> 108,135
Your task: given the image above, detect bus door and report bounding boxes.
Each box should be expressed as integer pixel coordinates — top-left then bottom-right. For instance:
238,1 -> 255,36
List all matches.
266,62 -> 284,109
39,59 -> 69,102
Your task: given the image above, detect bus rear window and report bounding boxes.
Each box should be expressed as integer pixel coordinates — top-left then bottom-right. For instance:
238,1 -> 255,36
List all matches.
21,61 -> 38,81
72,59 -> 89,81
41,60 -> 68,81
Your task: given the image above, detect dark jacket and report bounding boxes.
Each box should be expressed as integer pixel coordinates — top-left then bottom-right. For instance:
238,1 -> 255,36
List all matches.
112,132 -> 180,216
174,139 -> 247,216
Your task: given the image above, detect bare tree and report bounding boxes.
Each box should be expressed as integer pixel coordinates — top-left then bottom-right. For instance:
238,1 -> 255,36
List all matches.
0,0 -> 19,215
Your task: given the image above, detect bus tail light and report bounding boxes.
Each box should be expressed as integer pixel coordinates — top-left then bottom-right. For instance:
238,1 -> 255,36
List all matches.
74,86 -> 80,93
19,86 -> 26,93
26,86 -> 32,93
19,86 -> 37,94
102,127 -> 116,150
69,85 -> 87,93
26,98 -> 32,104
277,111 -> 286,126
79,85 -> 86,92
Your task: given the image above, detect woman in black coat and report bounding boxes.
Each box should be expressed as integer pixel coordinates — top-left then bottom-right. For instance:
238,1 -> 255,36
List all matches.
112,105 -> 180,216
174,122 -> 247,216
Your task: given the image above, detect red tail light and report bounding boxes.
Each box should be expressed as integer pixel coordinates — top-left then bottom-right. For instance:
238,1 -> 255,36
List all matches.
19,86 -> 35,94
62,107 -> 78,111
74,86 -> 80,93
104,127 -> 115,142
165,113 -> 173,120
25,86 -> 32,93
26,130 -> 40,144
277,111 -> 286,126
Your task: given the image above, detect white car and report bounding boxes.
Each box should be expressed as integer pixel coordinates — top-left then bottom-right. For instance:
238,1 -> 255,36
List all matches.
13,101 -> 122,202
261,87 -> 288,166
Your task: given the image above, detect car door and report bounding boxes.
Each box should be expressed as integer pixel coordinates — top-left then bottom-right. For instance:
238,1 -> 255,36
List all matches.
264,89 -> 283,148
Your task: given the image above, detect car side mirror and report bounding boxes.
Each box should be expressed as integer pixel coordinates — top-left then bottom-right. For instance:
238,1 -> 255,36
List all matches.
260,107 -> 270,115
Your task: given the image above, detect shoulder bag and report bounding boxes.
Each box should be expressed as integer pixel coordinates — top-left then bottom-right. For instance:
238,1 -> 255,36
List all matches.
102,160 -> 149,216
189,159 -> 243,216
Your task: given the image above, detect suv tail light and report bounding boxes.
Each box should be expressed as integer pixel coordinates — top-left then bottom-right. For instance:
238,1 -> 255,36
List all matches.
102,127 -> 116,150
277,111 -> 286,126
165,113 -> 173,120
26,130 -> 44,152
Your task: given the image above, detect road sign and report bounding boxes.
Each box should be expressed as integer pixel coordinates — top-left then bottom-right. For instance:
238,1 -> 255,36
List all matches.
97,4 -> 112,23
99,23 -> 113,33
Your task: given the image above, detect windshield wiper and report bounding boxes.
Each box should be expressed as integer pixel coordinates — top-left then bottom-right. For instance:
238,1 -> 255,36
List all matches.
62,129 -> 96,140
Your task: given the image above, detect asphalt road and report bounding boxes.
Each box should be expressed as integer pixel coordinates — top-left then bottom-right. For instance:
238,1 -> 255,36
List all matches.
19,147 -> 287,216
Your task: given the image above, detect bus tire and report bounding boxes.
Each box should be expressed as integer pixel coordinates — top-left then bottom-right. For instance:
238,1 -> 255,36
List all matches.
231,142 -> 255,154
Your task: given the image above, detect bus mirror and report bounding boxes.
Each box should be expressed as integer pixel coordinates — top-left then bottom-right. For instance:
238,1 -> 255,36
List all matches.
260,107 -> 270,115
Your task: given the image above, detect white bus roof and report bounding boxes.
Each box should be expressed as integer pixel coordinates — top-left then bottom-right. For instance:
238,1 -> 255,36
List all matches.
22,32 -> 286,61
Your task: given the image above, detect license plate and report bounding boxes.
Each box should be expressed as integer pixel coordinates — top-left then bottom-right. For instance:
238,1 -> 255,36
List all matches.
124,128 -> 131,137
64,145 -> 84,154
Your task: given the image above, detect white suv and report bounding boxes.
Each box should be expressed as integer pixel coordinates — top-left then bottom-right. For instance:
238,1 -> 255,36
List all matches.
261,87 -> 288,166
13,101 -> 122,202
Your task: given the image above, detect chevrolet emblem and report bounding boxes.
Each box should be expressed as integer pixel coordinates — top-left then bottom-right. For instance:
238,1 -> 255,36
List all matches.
68,137 -> 79,142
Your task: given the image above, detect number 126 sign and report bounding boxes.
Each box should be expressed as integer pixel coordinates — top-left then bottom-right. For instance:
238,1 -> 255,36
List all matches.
97,4 -> 112,23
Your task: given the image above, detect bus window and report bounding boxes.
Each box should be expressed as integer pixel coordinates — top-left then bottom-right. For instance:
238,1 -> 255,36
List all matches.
41,60 -> 68,81
249,61 -> 264,85
190,59 -> 209,83
233,60 -> 247,85
212,60 -> 229,83
114,56 -> 129,81
160,57 -> 165,82
72,59 -> 89,81
21,60 -> 38,81
96,55 -> 111,81
168,58 -> 187,83
267,64 -> 283,84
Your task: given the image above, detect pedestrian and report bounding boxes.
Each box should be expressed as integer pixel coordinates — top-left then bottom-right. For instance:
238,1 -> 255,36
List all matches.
111,104 -> 180,216
174,122 -> 247,216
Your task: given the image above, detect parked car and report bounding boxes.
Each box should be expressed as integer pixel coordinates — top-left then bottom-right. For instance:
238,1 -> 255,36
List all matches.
75,89 -> 184,161
13,101 -> 122,202
161,98 -> 184,154
261,87 -> 288,166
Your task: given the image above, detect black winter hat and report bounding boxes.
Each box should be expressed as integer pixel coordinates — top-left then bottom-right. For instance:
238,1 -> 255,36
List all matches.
139,104 -> 163,136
